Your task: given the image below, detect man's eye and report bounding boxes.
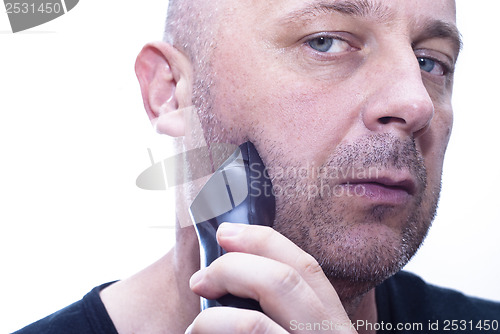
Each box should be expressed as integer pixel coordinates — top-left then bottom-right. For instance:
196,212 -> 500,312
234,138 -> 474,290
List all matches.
418,57 -> 445,76
307,37 -> 350,53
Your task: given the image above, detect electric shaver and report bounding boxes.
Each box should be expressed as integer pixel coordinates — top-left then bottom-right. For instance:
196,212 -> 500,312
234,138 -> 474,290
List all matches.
189,141 -> 276,311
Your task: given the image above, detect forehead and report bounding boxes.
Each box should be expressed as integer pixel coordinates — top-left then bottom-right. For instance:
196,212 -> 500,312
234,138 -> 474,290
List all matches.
219,0 -> 457,31
230,0 -> 455,19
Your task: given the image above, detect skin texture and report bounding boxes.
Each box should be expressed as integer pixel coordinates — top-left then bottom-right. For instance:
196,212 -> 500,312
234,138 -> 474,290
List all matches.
100,0 -> 460,333
189,0 -> 458,302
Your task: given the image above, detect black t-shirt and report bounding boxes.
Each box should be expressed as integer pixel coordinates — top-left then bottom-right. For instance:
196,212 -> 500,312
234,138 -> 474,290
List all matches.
13,272 -> 500,333
12,282 -> 118,334
376,271 -> 500,333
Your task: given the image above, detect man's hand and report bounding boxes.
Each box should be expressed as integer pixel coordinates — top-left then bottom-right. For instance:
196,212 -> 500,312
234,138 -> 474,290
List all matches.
185,223 -> 358,333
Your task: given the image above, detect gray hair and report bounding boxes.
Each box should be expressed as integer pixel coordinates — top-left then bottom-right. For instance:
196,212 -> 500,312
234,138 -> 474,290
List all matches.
163,0 -> 218,65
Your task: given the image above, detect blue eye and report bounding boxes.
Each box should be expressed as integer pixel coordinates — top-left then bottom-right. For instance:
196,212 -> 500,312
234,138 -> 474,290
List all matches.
308,37 -> 333,52
418,57 -> 445,75
307,36 -> 350,53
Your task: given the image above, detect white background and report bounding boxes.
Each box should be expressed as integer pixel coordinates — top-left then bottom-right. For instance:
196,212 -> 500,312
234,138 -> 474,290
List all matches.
0,1 -> 499,332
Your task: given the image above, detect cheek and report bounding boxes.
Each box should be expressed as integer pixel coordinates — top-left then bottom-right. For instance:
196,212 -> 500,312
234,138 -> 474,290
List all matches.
419,104 -> 453,182
211,61 -> 359,165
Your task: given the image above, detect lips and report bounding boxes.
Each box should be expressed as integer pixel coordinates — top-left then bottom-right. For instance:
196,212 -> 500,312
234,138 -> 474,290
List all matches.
340,175 -> 417,205
355,177 -> 416,194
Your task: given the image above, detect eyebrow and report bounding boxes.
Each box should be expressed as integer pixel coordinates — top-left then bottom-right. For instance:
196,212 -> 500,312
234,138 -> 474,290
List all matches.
280,0 -> 462,61
280,0 -> 394,25
413,19 -> 463,62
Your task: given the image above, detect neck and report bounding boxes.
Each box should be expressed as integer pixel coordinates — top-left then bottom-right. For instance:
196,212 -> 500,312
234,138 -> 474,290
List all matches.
170,222 -> 203,329
349,290 -> 378,334
325,277 -> 379,334
100,220 -> 201,334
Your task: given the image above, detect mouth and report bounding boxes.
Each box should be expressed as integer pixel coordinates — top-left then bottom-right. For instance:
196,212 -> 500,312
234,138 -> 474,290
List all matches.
340,175 -> 417,205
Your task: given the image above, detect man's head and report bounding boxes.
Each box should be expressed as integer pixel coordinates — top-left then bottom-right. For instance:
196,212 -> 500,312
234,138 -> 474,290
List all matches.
136,0 -> 460,300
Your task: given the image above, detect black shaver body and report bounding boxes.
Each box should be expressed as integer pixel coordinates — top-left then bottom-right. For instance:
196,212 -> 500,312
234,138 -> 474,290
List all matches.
189,141 -> 275,311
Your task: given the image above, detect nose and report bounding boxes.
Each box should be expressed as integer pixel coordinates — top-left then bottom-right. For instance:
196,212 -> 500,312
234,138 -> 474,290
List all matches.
361,45 -> 435,138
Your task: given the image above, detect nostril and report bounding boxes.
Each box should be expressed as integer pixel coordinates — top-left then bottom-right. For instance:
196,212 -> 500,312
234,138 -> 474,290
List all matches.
379,117 -> 391,124
378,116 -> 406,125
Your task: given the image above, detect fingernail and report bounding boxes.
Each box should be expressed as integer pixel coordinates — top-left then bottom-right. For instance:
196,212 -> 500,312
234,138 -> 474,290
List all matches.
218,222 -> 246,237
189,269 -> 205,288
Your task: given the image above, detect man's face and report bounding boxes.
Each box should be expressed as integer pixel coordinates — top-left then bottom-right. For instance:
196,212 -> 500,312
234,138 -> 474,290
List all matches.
192,0 -> 459,297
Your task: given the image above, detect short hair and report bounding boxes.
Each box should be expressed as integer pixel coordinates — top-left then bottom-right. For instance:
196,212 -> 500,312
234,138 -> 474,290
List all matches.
163,0 -> 216,65
163,0 -> 220,143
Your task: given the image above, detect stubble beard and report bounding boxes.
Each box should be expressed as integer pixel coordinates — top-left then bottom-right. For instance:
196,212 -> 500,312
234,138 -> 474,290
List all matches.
267,134 -> 441,301
192,70 -> 441,303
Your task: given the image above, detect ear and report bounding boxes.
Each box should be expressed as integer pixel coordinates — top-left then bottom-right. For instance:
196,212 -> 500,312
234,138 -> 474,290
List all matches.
135,41 -> 193,136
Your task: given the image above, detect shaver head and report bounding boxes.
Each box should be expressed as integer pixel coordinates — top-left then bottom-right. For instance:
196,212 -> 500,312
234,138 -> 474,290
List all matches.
189,141 -> 275,228
188,141 -> 275,312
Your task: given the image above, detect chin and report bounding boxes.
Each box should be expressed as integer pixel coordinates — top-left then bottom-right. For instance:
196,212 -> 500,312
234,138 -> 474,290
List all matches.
273,195 -> 434,300
313,224 -> 423,300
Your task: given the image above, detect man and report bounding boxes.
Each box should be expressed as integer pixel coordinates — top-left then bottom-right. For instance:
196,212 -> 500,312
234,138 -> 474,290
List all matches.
14,0 -> 500,333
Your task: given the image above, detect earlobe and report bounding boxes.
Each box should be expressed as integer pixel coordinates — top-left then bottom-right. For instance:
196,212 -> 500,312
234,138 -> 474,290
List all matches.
155,107 -> 186,137
135,41 -> 193,137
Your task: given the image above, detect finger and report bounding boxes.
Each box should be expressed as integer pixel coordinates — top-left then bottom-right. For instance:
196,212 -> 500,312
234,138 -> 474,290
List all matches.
190,252 -> 351,332
186,306 -> 287,334
216,223 -> 342,314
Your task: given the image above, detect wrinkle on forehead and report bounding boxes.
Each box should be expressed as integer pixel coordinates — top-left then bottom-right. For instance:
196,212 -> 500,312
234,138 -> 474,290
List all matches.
278,0 -> 396,25
233,0 -> 457,29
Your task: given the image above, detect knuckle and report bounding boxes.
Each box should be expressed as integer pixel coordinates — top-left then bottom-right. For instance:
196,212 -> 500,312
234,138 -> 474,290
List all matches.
272,265 -> 302,294
297,251 -> 323,277
211,251 -> 239,269
251,225 -> 275,248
